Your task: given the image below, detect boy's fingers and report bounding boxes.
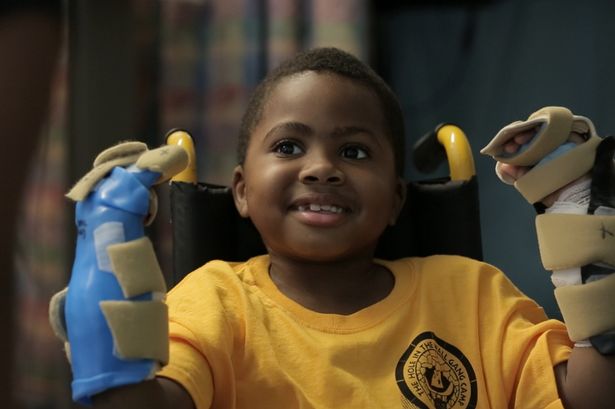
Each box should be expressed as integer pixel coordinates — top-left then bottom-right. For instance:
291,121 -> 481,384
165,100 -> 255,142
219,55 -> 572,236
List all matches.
514,129 -> 535,145
503,130 -> 536,154
498,163 -> 530,181
503,141 -> 518,154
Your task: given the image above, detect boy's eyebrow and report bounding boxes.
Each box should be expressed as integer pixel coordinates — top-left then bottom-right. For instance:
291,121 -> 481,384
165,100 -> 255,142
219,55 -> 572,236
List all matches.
265,122 -> 312,140
330,125 -> 375,139
331,126 -> 387,149
264,122 -> 384,146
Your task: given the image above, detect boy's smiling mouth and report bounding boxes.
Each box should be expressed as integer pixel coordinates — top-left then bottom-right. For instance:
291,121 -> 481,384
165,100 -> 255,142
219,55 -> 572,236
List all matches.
296,204 -> 344,214
290,194 -> 351,212
289,195 -> 351,226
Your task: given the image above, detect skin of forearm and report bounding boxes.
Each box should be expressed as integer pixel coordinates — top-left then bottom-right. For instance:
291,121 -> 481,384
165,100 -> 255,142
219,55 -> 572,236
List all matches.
91,378 -> 194,409
557,347 -> 615,409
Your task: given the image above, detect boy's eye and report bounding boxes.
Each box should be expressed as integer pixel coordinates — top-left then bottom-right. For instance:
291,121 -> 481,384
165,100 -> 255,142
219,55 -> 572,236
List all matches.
273,140 -> 303,156
340,145 -> 368,159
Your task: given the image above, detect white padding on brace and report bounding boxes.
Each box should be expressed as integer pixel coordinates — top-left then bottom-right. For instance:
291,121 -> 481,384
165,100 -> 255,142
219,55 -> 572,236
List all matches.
554,273 -> 615,341
100,300 -> 169,364
107,237 -> 167,299
536,213 -> 615,270
551,268 -> 583,287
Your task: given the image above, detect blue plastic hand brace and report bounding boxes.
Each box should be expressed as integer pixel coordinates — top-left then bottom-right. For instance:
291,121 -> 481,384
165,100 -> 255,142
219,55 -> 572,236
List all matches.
65,165 -> 162,404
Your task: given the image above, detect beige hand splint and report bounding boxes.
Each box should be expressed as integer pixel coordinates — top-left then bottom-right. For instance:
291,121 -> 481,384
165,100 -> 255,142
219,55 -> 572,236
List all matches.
555,273 -> 615,341
536,213 -> 615,271
481,106 -> 602,204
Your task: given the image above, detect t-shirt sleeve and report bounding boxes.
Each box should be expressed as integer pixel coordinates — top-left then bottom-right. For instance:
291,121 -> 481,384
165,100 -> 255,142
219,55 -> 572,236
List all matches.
157,326 -> 214,409
479,263 -> 573,408
509,318 -> 571,408
156,261 -> 244,409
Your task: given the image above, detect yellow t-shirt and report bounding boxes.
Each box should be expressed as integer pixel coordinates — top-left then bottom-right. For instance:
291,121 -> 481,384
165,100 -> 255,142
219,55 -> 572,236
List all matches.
158,255 -> 572,409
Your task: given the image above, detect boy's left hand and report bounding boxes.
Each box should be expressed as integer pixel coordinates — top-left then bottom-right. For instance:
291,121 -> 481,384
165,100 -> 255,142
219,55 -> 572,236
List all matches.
481,106 -> 601,206
482,107 -> 615,356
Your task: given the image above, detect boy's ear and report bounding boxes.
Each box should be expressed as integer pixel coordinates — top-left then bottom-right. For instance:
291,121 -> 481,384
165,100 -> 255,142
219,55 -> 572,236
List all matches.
232,165 -> 249,218
389,177 -> 407,226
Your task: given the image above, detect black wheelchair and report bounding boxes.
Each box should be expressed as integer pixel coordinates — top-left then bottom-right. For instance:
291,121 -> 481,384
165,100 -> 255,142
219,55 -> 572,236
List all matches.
167,125 -> 482,286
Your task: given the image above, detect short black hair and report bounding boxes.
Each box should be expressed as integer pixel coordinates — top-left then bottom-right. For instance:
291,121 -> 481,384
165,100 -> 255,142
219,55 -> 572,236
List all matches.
237,47 -> 405,176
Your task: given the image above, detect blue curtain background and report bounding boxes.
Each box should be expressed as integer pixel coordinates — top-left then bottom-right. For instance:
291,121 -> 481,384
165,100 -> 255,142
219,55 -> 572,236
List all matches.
376,0 -> 615,318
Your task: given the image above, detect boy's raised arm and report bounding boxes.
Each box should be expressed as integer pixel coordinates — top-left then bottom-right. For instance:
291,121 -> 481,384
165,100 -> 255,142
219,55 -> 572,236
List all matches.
482,106 -> 615,408
48,142 -> 193,406
557,347 -> 615,408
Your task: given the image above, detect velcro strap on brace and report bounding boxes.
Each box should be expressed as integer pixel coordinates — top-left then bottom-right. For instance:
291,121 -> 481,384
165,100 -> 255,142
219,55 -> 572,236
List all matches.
107,237 -> 167,299
66,142 -> 148,201
49,287 -> 68,342
99,300 -> 169,364
536,213 -> 615,270
66,143 -> 188,202
482,106 -> 574,166
554,273 -> 615,341
48,288 -> 72,363
514,135 -> 602,203
135,145 -> 189,185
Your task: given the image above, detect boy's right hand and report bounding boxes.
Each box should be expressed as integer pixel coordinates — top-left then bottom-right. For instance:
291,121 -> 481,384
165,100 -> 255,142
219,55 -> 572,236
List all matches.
48,141 -> 188,404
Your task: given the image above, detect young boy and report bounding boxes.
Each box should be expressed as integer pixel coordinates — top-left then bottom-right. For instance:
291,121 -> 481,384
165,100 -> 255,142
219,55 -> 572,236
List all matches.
56,48 -> 615,408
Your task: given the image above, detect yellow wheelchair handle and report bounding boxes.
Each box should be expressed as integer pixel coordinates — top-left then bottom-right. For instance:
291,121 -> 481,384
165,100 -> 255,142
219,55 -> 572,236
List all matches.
436,124 -> 476,181
412,123 -> 476,182
166,129 -> 198,183
166,125 -> 475,183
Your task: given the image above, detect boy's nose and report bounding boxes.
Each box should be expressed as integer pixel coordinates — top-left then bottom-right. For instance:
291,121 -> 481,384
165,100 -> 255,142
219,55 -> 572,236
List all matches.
299,156 -> 345,185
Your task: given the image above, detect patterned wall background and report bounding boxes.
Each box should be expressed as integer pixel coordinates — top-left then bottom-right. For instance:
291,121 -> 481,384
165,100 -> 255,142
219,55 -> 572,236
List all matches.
13,1 -> 367,407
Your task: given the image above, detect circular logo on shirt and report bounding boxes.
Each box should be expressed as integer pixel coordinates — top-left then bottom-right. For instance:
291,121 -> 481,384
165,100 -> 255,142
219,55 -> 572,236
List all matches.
396,332 -> 477,409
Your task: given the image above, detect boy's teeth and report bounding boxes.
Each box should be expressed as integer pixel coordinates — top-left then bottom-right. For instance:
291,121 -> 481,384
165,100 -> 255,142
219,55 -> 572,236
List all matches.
297,204 -> 343,213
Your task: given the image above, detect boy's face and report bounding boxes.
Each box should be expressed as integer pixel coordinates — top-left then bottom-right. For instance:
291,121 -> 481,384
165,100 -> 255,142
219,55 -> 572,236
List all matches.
233,71 -> 406,262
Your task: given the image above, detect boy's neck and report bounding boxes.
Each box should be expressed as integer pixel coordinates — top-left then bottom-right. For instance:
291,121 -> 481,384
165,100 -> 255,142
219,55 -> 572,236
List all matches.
267,252 -> 395,315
